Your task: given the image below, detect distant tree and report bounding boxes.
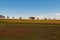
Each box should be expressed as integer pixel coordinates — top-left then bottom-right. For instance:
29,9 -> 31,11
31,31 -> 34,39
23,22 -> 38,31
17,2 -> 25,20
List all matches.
37,17 -> 39,20
54,18 -> 56,20
7,16 -> 9,19
29,17 -> 35,20
44,18 -> 47,20
49,18 -> 51,20
12,17 -> 15,19
19,17 -> 22,19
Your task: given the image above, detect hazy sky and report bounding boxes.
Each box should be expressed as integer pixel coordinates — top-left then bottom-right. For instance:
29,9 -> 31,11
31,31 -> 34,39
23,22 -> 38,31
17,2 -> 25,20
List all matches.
0,0 -> 60,19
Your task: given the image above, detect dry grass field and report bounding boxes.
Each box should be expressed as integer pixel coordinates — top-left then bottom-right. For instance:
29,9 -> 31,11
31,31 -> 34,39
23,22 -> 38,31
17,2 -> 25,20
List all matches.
0,19 -> 60,40
0,19 -> 60,24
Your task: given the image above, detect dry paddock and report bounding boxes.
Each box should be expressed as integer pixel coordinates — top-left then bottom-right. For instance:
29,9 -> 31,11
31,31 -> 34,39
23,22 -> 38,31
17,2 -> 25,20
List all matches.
0,24 -> 60,40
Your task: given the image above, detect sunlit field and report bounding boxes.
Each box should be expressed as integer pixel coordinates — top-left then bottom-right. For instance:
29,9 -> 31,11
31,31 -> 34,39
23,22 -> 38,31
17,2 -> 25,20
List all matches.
0,19 -> 60,40
0,19 -> 60,24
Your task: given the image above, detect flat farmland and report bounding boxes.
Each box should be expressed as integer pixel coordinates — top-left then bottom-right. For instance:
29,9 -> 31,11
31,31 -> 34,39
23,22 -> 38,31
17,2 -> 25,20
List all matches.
0,19 -> 60,40
0,24 -> 60,40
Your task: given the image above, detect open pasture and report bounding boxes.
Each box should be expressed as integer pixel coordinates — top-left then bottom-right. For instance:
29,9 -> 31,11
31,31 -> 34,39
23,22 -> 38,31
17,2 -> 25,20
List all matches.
0,19 -> 60,40
0,19 -> 60,24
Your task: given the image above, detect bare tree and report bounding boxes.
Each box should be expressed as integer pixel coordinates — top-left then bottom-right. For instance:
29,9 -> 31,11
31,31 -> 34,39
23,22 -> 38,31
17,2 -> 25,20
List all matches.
49,18 -> 50,20
37,17 -> 39,20
54,18 -> 56,20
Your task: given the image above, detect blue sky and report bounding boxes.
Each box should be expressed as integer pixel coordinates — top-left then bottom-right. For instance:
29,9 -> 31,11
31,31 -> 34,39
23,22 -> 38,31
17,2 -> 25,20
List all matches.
0,0 -> 60,19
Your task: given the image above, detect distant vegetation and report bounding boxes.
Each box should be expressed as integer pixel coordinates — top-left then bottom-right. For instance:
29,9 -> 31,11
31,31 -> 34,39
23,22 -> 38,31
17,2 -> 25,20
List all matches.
0,19 -> 60,24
